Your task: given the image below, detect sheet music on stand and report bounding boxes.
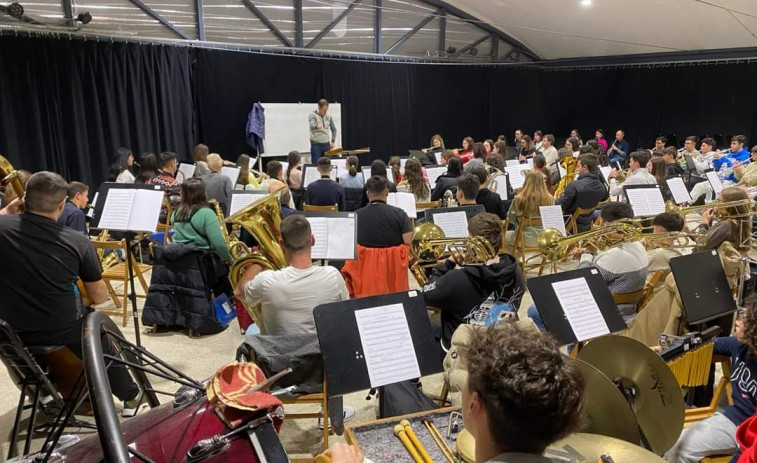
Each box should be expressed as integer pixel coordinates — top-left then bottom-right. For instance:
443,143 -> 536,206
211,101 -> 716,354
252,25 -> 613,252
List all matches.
505,160 -> 520,167
425,166 -> 447,189
279,161 -> 289,179
434,152 -> 442,165
177,163 -> 196,184
505,165 -> 529,189
666,177 -> 692,205
706,170 -> 725,195
229,190 -> 269,216
220,166 -> 241,186
599,166 -> 612,184
303,165 -> 337,188
431,210 -> 468,237
624,185 -> 666,217
361,166 -> 394,184
91,183 -> 164,232
330,158 -> 347,174
493,173 -> 508,200
539,205 -> 567,236
387,192 -> 417,219
399,157 -> 409,174
304,211 -> 357,260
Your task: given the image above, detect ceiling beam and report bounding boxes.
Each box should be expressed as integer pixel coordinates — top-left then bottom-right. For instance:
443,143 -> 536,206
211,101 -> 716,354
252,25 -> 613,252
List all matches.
242,0 -> 292,47
126,0 -> 190,40
384,9 -> 440,55
490,33 -> 498,59
61,0 -> 73,26
417,0 -> 540,60
458,34 -> 488,54
374,0 -> 382,54
438,8 -> 446,51
195,0 -> 205,41
306,0 -> 362,49
294,0 -> 303,48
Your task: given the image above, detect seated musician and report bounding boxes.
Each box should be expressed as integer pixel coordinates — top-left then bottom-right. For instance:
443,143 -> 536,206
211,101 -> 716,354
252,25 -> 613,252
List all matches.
306,157 -> 346,211
698,186 -> 752,253
470,166 -> 506,219
280,189 -> 296,218
201,153 -> 232,215
455,173 -> 482,209
679,136 -> 701,171
397,158 -> 430,202
149,151 -> 181,222
665,298 -> 757,463
531,154 -> 551,188
528,202 -> 648,329
356,176 -> 412,248
0,172 -> 144,416
646,212 -> 686,274
714,135 -> 751,184
422,213 -> 524,355
57,181 -> 89,234
694,137 -> 718,174
360,160 -> 398,208
555,153 -> 609,233
663,147 -> 685,179
506,171 -> 554,247
608,151 -> 656,197
539,134 -> 559,165
235,214 -> 348,337
733,145 -> 757,188
326,324 -> 585,463
260,161 -> 297,209
171,178 -> 232,263
430,157 -> 463,202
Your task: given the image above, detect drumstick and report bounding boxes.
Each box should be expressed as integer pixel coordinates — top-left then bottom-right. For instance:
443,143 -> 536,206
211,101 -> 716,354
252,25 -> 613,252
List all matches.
394,425 -> 424,463
400,420 -> 433,463
423,420 -> 456,463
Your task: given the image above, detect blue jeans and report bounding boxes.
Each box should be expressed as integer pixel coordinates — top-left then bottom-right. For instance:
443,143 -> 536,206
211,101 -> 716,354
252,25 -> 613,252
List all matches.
527,304 -> 547,332
310,142 -> 331,163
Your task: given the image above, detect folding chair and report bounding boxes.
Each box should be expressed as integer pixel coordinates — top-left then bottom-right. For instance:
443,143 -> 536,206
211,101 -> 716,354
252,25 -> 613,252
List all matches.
565,206 -> 596,235
155,198 -> 173,245
303,204 -> 338,212
510,217 -> 549,276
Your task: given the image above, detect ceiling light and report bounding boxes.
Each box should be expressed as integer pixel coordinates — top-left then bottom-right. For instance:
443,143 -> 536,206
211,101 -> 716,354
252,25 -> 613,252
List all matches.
581,0 -> 592,5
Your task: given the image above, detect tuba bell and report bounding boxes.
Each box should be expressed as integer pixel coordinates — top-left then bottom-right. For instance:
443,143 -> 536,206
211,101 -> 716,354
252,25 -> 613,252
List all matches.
0,155 -> 25,200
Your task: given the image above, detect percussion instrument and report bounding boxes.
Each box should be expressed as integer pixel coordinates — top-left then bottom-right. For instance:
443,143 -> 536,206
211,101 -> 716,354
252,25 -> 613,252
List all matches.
659,326 -> 721,388
400,420 -> 433,463
394,424 -> 424,463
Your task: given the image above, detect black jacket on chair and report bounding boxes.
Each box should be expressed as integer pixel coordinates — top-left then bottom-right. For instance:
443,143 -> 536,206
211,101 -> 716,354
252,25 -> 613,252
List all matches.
555,172 -> 609,233
142,244 -> 230,335
475,188 -> 506,219
430,174 -> 458,202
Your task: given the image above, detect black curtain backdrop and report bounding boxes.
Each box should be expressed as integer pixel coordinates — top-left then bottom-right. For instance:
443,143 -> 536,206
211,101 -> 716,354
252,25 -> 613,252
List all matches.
4,35 -> 757,188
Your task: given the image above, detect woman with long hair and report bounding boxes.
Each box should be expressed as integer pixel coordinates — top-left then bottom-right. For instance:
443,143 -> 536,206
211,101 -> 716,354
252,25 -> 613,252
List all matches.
456,137 -> 475,164
647,157 -> 671,200
465,142 -> 488,172
425,134 -> 445,152
570,129 -> 583,146
171,178 -> 231,262
193,144 -> 210,177
507,171 -> 555,246
135,153 -> 159,184
565,137 -> 581,158
483,139 -> 494,157
388,156 -> 403,184
339,155 -> 364,189
107,148 -> 135,183
235,154 -> 260,190
286,151 -> 302,189
699,186 -> 752,252
518,135 -> 536,161
431,157 -> 463,202
397,158 -> 430,202
486,153 -> 505,173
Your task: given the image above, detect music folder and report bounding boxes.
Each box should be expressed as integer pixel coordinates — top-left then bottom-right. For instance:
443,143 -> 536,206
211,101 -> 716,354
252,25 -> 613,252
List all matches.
228,190 -> 269,217
670,250 -> 737,325
91,183 -> 164,232
424,205 -> 485,237
304,211 -> 358,260
313,291 -> 443,396
527,267 -> 626,345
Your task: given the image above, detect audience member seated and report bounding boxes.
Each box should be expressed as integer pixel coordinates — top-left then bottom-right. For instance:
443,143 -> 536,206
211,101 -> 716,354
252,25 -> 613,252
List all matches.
108,147 -> 136,184
646,212 -> 686,274
171,178 -> 232,263
306,157 -> 346,210
608,151 -> 656,197
422,213 -> 525,355
360,160 -> 397,207
338,155 -> 364,189
431,157 -> 463,202
397,158 -> 430,202
235,214 -> 348,336
506,171 -> 554,247
0,172 -> 143,416
663,147 -> 684,179
202,153 -> 232,215
665,298 -> 757,463
470,166 -> 505,219
58,181 -> 88,234
529,202 -> 648,329
555,154 -> 609,233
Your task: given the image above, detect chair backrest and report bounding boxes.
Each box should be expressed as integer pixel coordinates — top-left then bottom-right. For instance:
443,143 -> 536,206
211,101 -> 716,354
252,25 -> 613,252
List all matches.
567,206 -> 596,235
304,204 -> 338,212
612,288 -> 646,305
91,238 -> 128,251
416,200 -> 441,211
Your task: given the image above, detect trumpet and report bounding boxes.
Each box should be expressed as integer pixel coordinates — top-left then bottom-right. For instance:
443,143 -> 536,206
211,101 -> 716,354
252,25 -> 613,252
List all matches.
717,159 -> 750,179
409,223 -> 496,285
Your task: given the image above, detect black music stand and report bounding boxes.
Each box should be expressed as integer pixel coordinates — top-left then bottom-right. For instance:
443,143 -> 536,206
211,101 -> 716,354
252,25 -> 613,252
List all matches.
91,183 -> 164,347
313,291 -> 442,397
527,267 -> 626,346
670,250 -> 737,326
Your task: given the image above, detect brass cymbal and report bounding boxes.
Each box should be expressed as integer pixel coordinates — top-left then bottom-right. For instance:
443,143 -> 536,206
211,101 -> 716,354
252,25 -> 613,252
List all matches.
456,430 -> 666,463
569,358 -> 641,445
577,335 -> 685,455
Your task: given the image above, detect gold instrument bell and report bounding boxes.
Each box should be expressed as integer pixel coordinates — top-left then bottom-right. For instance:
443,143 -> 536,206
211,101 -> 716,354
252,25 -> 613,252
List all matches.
0,155 -> 25,199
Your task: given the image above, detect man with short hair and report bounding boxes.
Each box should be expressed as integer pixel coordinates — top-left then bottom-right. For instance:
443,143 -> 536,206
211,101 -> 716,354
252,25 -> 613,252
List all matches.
608,129 -> 630,166
0,172 -> 143,416
646,212 -> 686,274
423,213 -> 525,353
539,134 -> 558,165
471,166 -> 505,219
695,137 -> 718,174
608,151 -> 656,197
654,136 -> 667,151
679,136 -> 700,171
456,173 -> 480,207
555,154 -> 609,233
714,135 -> 750,183
308,99 -> 338,163
150,151 -> 180,202
663,147 -> 684,179
355,176 -> 412,248
306,157 -> 346,211
58,181 -> 88,234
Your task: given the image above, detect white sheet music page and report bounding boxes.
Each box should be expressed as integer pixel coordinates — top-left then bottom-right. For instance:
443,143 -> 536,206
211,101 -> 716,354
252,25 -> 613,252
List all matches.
355,303 -> 421,388
399,157 -> 408,174
230,193 -> 267,216
279,161 -> 289,180
494,175 -> 508,200
177,163 -> 196,184
706,171 -> 724,194
426,166 -> 446,189
303,166 -> 321,188
505,160 -> 520,167
128,189 -> 164,232
388,192 -> 417,219
325,216 -> 356,260
505,165 -> 525,189
434,152 -> 442,165
539,205 -> 567,236
551,277 -> 610,341
221,166 -> 241,186
98,189 -> 134,230
308,217 -> 329,258
433,211 -> 468,237
667,177 -> 692,205
386,169 -> 395,183
626,187 -> 665,217
599,166 -> 611,183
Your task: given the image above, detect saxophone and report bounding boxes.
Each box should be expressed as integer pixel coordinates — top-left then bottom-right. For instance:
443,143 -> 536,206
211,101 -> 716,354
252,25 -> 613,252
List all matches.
209,199 -> 249,260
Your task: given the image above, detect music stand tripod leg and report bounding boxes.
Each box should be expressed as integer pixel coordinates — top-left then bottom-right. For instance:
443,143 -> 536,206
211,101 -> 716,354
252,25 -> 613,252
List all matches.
126,231 -> 142,347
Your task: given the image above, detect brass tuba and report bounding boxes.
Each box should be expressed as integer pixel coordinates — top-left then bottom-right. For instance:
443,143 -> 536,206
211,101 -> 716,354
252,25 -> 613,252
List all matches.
409,222 -> 496,286
0,155 -> 25,201
485,167 -> 505,194
209,199 -> 249,260
225,187 -> 287,328
552,155 -> 578,199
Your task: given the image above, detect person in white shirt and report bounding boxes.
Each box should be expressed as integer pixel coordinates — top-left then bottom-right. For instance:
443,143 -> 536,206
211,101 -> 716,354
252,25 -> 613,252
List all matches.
645,212 -> 687,276
539,134 -> 559,166
235,215 -> 349,336
693,137 -> 717,175
533,130 -> 543,151
607,151 -> 657,197
107,148 -> 136,184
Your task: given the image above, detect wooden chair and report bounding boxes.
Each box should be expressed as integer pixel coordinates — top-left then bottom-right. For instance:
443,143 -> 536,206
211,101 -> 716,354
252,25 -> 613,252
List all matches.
155,198 -> 173,245
304,204 -> 338,212
510,217 -> 549,276
637,270 -> 669,311
565,206 -> 596,235
593,200 -> 612,225
91,239 -> 151,327
612,288 -> 646,308
685,355 -> 733,426
499,218 -> 510,254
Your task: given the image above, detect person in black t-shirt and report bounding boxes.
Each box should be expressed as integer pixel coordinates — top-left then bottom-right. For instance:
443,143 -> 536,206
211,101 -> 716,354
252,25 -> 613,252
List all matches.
306,157 -> 346,211
0,172 -> 143,416
355,175 -> 412,248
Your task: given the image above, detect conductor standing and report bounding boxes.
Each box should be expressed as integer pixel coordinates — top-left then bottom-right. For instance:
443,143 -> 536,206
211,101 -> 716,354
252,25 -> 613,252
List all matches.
309,99 -> 338,163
